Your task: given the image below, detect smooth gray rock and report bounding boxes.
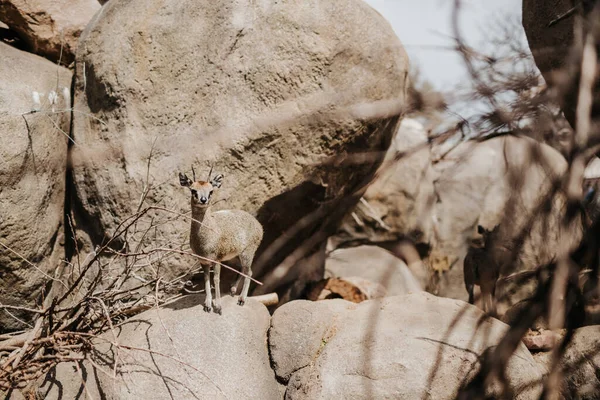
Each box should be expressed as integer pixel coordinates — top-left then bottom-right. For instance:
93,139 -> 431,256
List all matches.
0,42 -> 72,331
270,292 -> 543,399
40,296 -> 280,399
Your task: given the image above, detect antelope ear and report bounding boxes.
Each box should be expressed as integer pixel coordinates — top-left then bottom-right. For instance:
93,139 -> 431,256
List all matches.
210,174 -> 224,188
179,173 -> 192,187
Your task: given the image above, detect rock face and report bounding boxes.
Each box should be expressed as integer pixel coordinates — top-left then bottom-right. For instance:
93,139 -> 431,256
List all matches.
558,326 -> 600,398
0,42 -> 71,331
331,132 -> 572,306
532,326 -> 600,399
335,118 -> 436,245
431,135 -> 569,302
325,245 -> 423,296
70,0 -> 409,301
522,0 -> 573,84
0,0 -> 101,64
363,118 -> 436,240
269,292 -> 543,399
522,0 -> 600,128
40,296 -> 281,399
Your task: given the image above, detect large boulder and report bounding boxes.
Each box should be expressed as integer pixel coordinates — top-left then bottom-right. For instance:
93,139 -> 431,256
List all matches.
532,325 -> 600,399
69,0 -> 409,302
0,0 -> 101,64
269,292 -> 543,399
0,42 -> 71,331
325,245 -> 423,295
39,296 -> 282,399
430,135 -> 569,302
522,0 -> 600,128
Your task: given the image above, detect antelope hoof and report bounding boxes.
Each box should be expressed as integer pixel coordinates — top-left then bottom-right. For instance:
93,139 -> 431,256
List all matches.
237,297 -> 245,306
230,287 -> 237,296
203,304 -> 212,313
214,305 -> 222,315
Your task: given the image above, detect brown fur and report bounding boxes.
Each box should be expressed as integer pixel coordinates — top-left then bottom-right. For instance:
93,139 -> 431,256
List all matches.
463,225 -> 505,316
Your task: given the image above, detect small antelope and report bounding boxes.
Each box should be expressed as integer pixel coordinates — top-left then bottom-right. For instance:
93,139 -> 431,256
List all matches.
463,224 -> 505,316
179,168 -> 264,314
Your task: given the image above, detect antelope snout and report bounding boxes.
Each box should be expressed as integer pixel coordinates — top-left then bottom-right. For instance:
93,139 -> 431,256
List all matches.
200,196 -> 208,204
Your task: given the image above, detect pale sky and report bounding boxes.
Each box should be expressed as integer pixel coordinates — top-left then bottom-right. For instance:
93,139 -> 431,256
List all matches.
363,0 -> 526,90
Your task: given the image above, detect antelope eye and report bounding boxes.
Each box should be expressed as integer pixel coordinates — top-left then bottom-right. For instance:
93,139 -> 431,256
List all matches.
209,190 -> 214,196
191,189 -> 197,195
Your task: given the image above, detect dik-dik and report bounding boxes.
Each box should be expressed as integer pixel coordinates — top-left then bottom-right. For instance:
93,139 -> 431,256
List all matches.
179,169 -> 263,314
463,224 -> 507,316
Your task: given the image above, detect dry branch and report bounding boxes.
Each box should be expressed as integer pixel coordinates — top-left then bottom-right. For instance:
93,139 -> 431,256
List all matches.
0,201 -> 264,390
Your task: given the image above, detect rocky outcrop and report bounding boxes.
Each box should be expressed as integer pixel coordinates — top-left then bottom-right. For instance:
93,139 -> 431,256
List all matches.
335,117 -> 436,245
331,130 -> 572,306
0,0 -> 101,64
363,118 -> 436,240
0,42 -> 71,331
69,0 -> 409,302
532,326 -> 600,399
522,0 -> 573,87
39,296 -> 281,399
17,293 -> 548,399
431,135 -> 569,302
522,0 -> 600,128
269,292 -> 543,399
